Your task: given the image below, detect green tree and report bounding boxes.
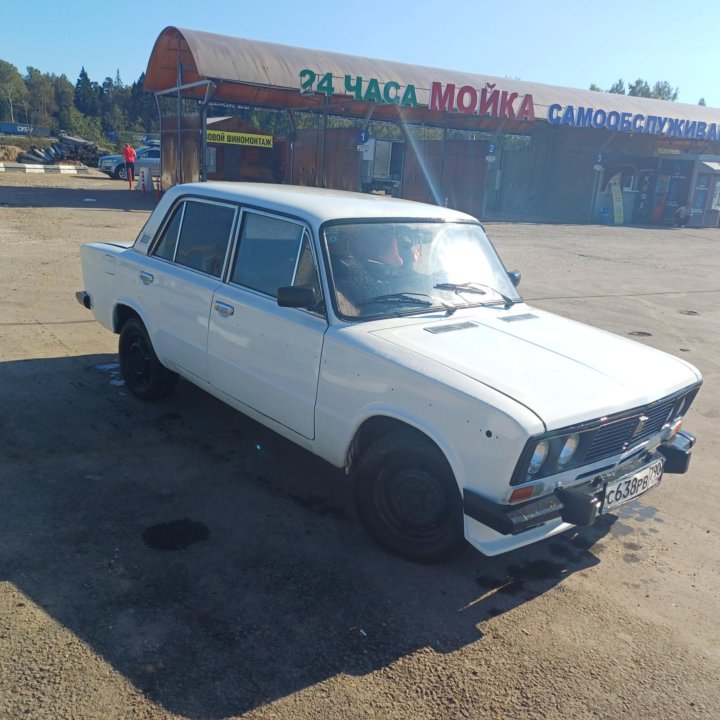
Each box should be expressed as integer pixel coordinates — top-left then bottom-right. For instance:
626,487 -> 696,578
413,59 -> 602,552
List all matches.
699,98 -> 706,106
626,78 -> 678,101
649,81 -> 678,101
74,67 -> 100,117
128,73 -> 158,132
627,78 -> 651,97
25,66 -> 56,127
599,78 -> 680,102
589,83 -> 602,92
64,104 -> 104,144
99,73 -> 130,133
53,74 -> 75,130
0,59 -> 28,123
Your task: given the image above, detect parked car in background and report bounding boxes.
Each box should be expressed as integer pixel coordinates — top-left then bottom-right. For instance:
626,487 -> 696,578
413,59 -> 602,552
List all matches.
134,146 -> 161,181
97,145 -> 160,180
76,183 -> 701,563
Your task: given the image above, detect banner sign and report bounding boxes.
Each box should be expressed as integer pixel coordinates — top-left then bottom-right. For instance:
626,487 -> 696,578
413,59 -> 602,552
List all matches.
298,70 -> 533,120
206,130 -> 273,148
297,70 -> 717,142
608,173 -> 624,225
430,82 -> 535,121
548,104 -> 719,142
300,69 -> 419,107
0,122 -> 51,136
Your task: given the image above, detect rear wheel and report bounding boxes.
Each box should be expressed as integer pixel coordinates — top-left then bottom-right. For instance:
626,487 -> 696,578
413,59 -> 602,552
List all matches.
354,433 -> 465,563
119,318 -> 178,400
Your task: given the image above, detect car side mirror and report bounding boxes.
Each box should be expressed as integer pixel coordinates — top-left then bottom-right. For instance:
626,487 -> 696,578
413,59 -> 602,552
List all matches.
277,286 -> 317,309
508,270 -> 521,288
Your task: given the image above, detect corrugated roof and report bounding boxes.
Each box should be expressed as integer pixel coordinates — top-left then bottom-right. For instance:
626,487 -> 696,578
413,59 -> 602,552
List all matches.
144,27 -> 720,129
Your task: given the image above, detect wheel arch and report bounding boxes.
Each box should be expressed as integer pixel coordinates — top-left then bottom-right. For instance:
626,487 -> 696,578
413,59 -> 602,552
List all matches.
348,415 -> 455,481
113,303 -> 144,334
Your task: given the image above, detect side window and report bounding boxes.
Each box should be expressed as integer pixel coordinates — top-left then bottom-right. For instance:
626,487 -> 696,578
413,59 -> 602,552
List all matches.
149,150 -> 160,159
231,213 -> 307,297
152,203 -> 184,261
175,201 -> 236,277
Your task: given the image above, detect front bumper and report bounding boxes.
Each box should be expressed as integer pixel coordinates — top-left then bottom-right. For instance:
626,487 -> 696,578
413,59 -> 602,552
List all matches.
464,431 -> 695,536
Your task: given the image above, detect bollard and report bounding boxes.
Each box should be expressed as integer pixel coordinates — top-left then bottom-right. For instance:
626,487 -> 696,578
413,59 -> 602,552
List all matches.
137,168 -> 148,193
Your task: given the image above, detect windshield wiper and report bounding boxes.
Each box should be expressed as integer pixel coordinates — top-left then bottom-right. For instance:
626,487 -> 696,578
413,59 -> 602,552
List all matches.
433,282 -> 517,307
358,292 -> 456,314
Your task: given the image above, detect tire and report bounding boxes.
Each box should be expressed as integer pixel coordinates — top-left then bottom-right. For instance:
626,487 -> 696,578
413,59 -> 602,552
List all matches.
118,318 -> 178,400
113,165 -> 127,181
354,433 -> 465,563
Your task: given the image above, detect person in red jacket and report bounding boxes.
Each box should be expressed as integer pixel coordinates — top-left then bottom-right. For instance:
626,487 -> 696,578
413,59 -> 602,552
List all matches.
122,144 -> 136,187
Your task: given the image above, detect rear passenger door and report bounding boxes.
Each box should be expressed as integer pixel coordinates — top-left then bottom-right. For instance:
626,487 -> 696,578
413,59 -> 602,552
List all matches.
207,210 -> 327,439
140,198 -> 237,382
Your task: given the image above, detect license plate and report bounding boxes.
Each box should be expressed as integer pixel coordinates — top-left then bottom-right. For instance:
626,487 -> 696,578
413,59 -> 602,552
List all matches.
602,458 -> 664,513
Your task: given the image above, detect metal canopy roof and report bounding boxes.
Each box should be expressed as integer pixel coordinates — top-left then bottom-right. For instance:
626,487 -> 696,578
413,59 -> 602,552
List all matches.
144,26 -> 720,131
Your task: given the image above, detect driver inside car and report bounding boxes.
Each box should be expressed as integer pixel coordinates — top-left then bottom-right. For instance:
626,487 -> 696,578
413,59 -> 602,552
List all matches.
329,226 -> 425,316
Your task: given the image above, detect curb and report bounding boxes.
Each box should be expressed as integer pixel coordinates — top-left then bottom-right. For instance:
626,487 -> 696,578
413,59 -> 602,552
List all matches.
0,163 -> 90,174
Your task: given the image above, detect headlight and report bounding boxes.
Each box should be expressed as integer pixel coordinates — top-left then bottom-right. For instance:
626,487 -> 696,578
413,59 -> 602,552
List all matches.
557,433 -> 580,468
514,431 -> 585,486
528,440 -> 549,476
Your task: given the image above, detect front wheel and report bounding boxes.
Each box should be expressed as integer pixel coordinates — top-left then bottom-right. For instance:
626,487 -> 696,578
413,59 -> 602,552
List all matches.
114,165 -> 128,181
354,433 -> 465,563
119,318 -> 178,400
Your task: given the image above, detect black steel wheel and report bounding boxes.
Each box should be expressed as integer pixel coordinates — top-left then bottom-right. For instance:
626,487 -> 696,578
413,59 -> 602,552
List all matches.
118,318 -> 178,400
354,433 -> 465,563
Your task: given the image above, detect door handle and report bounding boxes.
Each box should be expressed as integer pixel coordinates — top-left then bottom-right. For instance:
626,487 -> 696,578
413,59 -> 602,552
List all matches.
139,271 -> 154,285
214,301 -> 235,317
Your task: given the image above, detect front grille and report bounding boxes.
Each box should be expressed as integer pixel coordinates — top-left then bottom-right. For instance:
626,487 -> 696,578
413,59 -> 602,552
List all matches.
510,384 -> 700,486
585,397 -> 676,463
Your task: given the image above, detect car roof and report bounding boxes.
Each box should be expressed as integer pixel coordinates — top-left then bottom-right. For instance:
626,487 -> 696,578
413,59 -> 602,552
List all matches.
163,182 -> 478,226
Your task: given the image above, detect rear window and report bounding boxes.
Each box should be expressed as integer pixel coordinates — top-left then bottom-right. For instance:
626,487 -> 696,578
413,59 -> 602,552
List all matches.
151,199 -> 237,277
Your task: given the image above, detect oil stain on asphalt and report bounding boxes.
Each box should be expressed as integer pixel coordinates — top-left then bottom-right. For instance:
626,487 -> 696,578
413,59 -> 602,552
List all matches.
142,519 -> 210,551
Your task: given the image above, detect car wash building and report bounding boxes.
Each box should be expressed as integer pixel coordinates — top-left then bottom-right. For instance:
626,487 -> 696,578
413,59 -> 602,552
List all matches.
143,27 -> 720,227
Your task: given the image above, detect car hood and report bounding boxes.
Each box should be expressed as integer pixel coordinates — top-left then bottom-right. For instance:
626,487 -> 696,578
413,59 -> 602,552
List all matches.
368,306 -> 701,429
99,154 -> 122,162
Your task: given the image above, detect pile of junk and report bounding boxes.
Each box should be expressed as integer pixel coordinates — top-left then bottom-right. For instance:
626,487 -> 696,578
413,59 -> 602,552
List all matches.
15,134 -> 111,167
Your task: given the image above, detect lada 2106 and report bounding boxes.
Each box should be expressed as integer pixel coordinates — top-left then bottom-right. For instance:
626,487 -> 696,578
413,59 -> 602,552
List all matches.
77,183 -> 701,562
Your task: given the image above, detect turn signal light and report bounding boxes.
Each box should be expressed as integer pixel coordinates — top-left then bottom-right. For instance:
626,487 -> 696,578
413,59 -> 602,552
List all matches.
509,485 -> 541,504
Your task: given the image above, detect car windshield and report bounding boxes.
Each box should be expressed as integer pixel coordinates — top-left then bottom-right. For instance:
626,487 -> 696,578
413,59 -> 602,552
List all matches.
324,221 -> 521,319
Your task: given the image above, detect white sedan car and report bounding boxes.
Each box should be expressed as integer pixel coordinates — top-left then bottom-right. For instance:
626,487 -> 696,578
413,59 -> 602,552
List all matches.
77,183 -> 701,562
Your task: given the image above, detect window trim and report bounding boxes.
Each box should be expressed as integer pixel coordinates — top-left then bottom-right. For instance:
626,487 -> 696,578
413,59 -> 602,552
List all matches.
149,197 -> 240,279
227,208 -> 321,302
149,200 -> 186,262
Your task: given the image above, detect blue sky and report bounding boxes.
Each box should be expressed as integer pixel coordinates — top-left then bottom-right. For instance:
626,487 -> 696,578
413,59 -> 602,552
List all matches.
2,0 -> 717,108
